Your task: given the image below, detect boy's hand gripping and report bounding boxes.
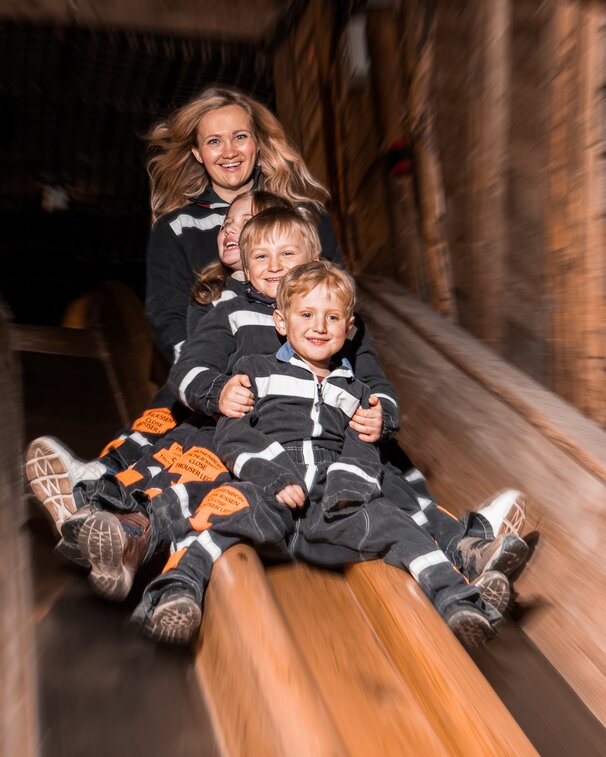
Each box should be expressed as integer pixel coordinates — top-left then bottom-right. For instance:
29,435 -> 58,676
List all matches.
219,374 -> 255,418
276,484 -> 306,509
349,395 -> 382,443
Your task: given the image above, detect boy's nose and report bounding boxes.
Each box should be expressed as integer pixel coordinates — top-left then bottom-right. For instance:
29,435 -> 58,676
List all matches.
267,254 -> 283,271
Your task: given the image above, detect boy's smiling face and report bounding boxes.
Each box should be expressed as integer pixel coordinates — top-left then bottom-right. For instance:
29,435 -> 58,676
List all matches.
274,283 -> 354,374
245,230 -> 312,297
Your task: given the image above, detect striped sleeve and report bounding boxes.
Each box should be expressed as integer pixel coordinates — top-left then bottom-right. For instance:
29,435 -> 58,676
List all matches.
347,314 -> 400,440
168,304 -> 234,415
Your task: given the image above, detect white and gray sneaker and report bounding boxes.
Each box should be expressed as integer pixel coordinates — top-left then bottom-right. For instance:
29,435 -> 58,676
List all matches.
25,436 -> 106,535
477,489 -> 526,538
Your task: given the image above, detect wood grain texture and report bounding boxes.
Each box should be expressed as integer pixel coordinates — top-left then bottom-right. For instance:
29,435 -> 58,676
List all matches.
358,278 -> 606,724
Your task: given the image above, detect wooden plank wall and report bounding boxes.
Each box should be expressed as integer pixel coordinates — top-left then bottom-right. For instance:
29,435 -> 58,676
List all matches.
273,0 -> 606,427
0,301 -> 38,757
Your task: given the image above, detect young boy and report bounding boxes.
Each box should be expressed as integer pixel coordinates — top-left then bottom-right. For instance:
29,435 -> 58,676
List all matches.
132,260 -> 507,651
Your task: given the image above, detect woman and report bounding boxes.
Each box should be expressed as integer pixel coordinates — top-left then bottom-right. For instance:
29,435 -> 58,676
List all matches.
143,87 -> 342,362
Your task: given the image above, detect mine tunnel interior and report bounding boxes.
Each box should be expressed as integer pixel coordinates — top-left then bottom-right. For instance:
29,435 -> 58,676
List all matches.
2,1 -> 606,755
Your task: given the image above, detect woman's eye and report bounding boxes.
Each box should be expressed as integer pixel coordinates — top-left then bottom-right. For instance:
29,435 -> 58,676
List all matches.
207,138 -> 220,145
235,133 -> 248,141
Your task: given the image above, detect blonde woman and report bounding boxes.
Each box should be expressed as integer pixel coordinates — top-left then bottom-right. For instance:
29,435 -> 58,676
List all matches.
144,86 -> 342,363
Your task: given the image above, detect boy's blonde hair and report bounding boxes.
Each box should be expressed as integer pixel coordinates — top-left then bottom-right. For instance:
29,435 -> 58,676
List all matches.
145,86 -> 329,223
276,260 -> 356,318
192,190 -> 294,305
239,206 -> 321,273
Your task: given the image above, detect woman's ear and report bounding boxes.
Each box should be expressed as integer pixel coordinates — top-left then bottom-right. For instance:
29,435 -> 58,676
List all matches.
191,146 -> 203,165
273,309 -> 287,336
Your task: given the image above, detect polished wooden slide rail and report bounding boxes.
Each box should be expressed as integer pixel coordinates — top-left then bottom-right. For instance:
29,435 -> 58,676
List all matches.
358,276 -> 606,726
8,283 -> 537,754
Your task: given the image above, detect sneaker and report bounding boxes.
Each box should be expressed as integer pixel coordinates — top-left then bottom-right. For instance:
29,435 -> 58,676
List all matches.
472,570 -> 510,614
458,534 -> 529,582
78,510 -> 151,601
445,603 -> 495,651
136,587 -> 201,645
477,489 -> 526,538
54,505 -> 93,567
25,436 -> 106,534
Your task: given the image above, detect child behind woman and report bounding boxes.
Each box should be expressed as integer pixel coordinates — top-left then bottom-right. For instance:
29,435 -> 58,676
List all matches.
134,260 -> 504,650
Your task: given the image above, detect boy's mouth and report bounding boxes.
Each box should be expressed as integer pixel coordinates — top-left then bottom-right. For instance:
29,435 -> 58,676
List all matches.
306,337 -> 329,346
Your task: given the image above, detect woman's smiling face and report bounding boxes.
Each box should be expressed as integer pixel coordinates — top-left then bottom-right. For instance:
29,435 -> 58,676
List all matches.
192,105 -> 258,202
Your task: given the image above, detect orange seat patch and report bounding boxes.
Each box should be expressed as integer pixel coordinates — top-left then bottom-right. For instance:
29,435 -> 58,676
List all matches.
169,446 -> 228,484
189,486 -> 250,531
132,407 -> 177,435
115,468 -> 144,486
153,442 -> 184,469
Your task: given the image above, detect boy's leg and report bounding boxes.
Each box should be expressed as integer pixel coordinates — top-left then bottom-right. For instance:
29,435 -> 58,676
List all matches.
133,483 -> 294,643
298,498 -> 501,650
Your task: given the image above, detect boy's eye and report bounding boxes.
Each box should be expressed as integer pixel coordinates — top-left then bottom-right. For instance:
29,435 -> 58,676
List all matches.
328,314 -> 339,321
301,312 -> 312,318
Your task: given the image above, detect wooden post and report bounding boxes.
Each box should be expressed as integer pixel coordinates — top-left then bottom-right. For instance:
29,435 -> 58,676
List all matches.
402,0 -> 458,320
546,2 -> 606,425
365,7 -> 428,296
467,0 -> 512,351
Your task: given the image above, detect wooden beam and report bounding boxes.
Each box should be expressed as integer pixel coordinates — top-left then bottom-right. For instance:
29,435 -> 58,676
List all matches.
402,0 -> 458,320
467,0 -> 512,350
358,277 -> 606,724
546,2 -> 606,425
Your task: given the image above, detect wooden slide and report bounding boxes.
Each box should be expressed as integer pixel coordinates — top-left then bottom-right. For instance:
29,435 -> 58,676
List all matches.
6,282 -> 549,754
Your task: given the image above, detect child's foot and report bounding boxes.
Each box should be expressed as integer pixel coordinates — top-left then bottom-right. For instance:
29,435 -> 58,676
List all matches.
476,489 -> 526,537
472,570 -> 510,613
134,586 -> 201,645
54,505 -> 93,567
25,436 -> 105,534
78,510 -> 151,601
445,603 -> 496,651
458,533 -> 529,582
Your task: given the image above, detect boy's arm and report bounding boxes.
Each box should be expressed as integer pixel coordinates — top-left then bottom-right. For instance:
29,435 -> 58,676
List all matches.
347,314 -> 400,441
322,385 -> 383,516
214,357 -> 305,496
168,303 -> 235,416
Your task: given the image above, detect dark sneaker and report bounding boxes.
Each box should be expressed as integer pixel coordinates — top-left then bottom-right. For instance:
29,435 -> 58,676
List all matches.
25,436 -> 105,535
476,489 -> 526,537
78,510 -> 151,601
54,505 -> 93,567
136,587 -> 201,645
445,603 -> 496,651
458,533 -> 529,582
473,570 -> 510,614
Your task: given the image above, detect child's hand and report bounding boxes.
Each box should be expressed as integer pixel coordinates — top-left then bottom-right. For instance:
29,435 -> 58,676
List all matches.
219,374 -> 254,418
276,484 -> 306,509
350,395 -> 382,442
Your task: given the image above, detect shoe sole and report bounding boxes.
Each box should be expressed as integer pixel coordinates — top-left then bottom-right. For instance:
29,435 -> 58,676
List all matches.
473,570 -> 510,614
496,492 -> 527,538
25,438 -> 77,533
78,511 -> 133,600
485,535 -> 529,578
55,510 -> 91,567
448,608 -> 495,651
141,596 -> 201,645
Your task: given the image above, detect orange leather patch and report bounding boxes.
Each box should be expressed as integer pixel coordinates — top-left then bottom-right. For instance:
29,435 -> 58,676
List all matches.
162,547 -> 187,573
189,485 -> 249,531
169,446 -> 228,484
115,468 -> 144,486
132,407 -> 177,435
153,442 -> 184,469
99,437 -> 125,457
144,488 -> 162,499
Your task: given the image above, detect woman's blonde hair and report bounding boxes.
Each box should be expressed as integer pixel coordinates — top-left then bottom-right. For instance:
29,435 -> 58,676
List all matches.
192,190 -> 294,305
276,260 -> 356,318
146,86 -> 329,222
239,206 -> 321,275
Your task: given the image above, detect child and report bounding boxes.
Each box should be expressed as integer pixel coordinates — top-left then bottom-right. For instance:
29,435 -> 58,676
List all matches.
68,208 -> 527,606
25,190 -> 291,539
133,260 -> 506,650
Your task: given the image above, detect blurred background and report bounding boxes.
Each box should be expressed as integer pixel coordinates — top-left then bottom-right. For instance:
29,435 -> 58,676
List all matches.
2,1 -> 606,755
